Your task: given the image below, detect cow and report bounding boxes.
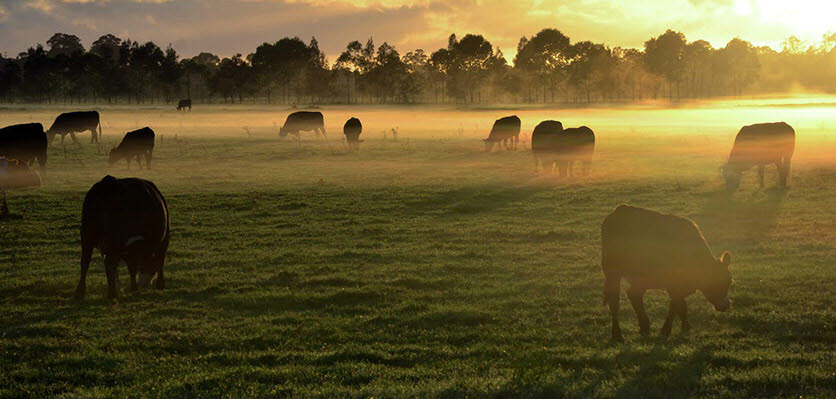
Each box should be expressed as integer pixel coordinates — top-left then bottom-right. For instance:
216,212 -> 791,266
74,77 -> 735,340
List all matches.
554,126 -> 595,177
177,99 -> 192,111
279,111 -> 326,139
723,122 -> 795,192
484,115 -> 521,152
109,127 -> 155,169
343,117 -> 363,152
0,157 -> 42,218
47,111 -> 102,144
531,120 -> 563,171
75,176 -> 170,300
0,123 -> 48,174
601,205 -> 732,342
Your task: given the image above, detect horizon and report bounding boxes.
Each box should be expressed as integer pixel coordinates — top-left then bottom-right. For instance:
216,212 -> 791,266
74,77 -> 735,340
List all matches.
0,0 -> 834,62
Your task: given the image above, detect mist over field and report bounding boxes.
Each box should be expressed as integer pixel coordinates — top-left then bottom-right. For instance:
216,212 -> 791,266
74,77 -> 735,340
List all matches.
0,96 -> 833,397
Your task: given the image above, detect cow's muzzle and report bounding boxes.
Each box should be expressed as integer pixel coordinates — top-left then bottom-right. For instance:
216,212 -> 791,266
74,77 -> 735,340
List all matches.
714,297 -> 731,312
138,273 -> 154,289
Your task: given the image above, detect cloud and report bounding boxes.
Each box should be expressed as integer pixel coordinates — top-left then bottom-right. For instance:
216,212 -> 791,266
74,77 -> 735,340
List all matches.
0,0 -> 831,61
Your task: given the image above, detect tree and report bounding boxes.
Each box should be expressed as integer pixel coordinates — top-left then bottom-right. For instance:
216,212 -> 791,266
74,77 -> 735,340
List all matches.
514,28 -> 572,102
644,30 -> 687,99
715,38 -> 760,95
47,33 -> 84,57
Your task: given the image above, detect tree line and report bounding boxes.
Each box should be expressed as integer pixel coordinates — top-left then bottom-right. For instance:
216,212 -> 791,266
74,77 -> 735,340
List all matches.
1,29 -> 834,105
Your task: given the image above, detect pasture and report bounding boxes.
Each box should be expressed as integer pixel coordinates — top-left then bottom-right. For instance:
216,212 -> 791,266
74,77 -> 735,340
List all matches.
0,99 -> 834,397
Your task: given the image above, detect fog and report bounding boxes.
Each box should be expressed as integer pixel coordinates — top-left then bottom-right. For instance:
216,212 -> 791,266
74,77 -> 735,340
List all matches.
0,95 -> 833,192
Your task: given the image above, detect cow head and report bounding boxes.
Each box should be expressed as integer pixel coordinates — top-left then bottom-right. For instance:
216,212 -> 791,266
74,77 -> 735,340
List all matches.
107,148 -> 121,165
722,165 -> 742,192
483,139 -> 494,152
700,251 -> 732,312
278,126 -> 287,138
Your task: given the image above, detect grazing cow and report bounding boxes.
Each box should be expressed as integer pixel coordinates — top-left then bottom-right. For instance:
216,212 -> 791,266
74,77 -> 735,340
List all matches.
343,117 -> 363,151
723,122 -> 795,191
531,120 -> 563,171
555,126 -> 595,177
76,176 -> 170,300
279,111 -> 326,139
484,115 -> 521,152
109,127 -> 155,169
601,205 -> 732,341
47,111 -> 102,144
0,157 -> 42,217
0,123 -> 48,174
177,99 -> 192,111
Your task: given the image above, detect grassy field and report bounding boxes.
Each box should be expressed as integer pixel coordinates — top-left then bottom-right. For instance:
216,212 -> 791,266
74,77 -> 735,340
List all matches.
0,100 -> 834,397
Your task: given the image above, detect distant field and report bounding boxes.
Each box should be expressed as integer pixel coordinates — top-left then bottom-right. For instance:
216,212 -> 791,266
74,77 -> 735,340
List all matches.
0,100 -> 834,397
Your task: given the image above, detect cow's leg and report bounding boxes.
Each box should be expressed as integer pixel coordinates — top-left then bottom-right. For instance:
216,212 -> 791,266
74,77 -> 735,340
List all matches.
758,165 -> 765,189
146,152 -> 153,170
604,273 -> 623,342
126,258 -> 138,292
75,244 -> 94,300
136,155 -> 143,170
678,298 -> 690,332
153,253 -> 167,290
661,293 -> 686,337
557,160 -> 568,177
104,255 -> 121,300
583,161 -> 591,176
71,133 -> 80,145
90,129 -> 96,143
627,286 -> 650,337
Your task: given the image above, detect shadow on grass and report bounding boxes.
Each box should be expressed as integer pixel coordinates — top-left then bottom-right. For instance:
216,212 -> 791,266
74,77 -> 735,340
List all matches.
698,187 -> 787,243
407,183 -> 551,215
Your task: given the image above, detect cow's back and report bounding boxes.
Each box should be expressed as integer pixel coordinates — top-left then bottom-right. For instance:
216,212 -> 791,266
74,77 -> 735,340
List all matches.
729,122 -> 795,165
51,111 -> 99,131
488,116 -> 521,140
120,127 -> 155,149
602,205 -> 714,277
531,120 -> 563,153
82,176 -> 168,253
286,111 -> 324,126
556,126 -> 595,158
344,118 -> 362,138
0,123 -> 47,163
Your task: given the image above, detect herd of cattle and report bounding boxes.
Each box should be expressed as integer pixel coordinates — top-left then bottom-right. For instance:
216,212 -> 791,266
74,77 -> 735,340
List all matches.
0,107 -> 797,341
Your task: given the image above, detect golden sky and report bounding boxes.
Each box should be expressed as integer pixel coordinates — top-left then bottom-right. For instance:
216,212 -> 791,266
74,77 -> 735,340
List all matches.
0,0 -> 833,60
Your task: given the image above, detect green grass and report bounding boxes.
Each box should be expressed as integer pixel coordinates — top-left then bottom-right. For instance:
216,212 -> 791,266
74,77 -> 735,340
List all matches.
0,104 -> 834,397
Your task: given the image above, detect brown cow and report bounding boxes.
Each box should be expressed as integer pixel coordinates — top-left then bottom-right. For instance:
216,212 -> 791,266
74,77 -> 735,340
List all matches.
76,176 -> 170,300
723,122 -> 795,191
484,116 -> 521,152
343,117 -> 363,152
601,205 -> 732,341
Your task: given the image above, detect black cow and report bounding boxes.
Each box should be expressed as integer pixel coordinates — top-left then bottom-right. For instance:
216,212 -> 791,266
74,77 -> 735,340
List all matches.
76,176 -> 170,300
554,126 -> 595,177
723,122 -> 795,191
601,205 -> 732,341
484,115 -> 521,152
47,111 -> 101,144
343,117 -> 363,151
109,127 -> 155,169
0,123 -> 48,174
177,99 -> 192,111
531,120 -> 563,171
279,111 -> 326,139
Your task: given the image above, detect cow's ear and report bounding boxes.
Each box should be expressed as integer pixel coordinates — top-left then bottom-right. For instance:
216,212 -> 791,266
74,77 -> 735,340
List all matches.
720,251 -> 731,267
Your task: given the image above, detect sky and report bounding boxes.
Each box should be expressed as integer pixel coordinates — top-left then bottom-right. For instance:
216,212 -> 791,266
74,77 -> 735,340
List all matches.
0,0 -> 833,62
